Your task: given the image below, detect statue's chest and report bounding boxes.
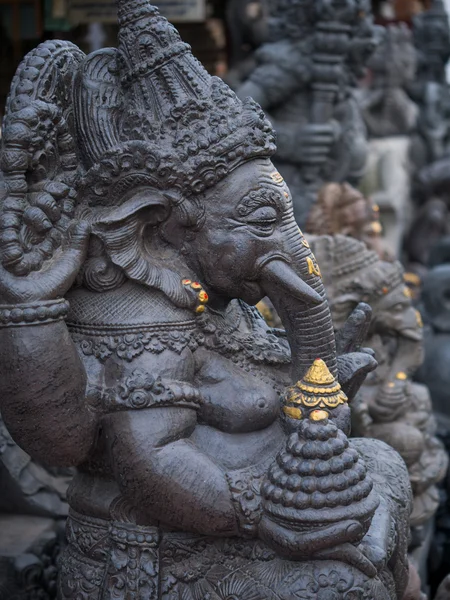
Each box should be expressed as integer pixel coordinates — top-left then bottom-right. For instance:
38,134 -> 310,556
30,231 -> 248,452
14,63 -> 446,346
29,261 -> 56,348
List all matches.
74,302 -> 292,433
194,347 -> 288,433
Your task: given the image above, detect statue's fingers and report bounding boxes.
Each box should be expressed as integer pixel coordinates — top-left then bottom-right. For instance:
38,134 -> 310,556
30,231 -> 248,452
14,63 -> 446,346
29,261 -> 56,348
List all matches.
337,303 -> 372,354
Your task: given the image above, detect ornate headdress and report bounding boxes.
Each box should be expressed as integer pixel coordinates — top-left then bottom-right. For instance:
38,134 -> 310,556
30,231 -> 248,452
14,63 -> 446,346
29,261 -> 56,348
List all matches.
309,235 -> 404,328
0,0 -> 276,275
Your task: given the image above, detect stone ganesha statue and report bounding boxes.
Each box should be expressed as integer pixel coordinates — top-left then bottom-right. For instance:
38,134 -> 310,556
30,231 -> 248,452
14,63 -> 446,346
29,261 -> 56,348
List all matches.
309,235 -> 448,554
0,2 -> 414,599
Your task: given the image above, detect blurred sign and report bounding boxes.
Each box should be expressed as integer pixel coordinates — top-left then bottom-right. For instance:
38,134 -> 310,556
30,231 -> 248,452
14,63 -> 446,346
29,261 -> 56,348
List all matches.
68,0 -> 206,24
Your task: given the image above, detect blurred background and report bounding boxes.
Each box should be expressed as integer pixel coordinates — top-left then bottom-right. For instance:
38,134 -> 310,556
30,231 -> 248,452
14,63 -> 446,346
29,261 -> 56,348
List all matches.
0,0 -> 448,117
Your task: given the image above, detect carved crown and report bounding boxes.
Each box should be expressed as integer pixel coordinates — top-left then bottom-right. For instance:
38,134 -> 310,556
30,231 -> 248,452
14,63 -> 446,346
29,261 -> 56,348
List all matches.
0,0 -> 276,275
76,0 -> 276,210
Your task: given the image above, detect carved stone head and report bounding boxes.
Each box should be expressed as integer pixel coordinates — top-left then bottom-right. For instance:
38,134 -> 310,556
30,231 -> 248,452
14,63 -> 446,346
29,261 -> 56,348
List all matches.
0,0 -> 339,382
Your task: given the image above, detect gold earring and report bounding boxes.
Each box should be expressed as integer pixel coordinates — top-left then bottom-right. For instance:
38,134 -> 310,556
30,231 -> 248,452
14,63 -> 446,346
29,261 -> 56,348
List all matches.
182,279 -> 209,314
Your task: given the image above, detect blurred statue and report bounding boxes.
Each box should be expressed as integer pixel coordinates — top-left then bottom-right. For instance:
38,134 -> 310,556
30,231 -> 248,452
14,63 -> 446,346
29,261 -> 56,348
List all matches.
357,24 -> 419,259
436,575 -> 450,600
359,24 -> 418,138
225,0 -> 269,88
404,1 -> 450,271
410,0 -> 450,169
0,1 -> 417,598
306,182 -> 386,258
236,0 -> 381,227
310,235 -> 448,566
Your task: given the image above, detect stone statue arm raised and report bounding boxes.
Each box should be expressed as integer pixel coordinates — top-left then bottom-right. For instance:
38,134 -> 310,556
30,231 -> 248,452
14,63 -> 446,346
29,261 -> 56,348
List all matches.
0,223 -> 97,468
236,42 -> 308,110
236,48 -> 336,169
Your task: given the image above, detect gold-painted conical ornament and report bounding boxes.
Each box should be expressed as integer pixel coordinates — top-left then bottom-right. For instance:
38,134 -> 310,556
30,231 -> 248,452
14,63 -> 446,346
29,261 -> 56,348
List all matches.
284,359 -> 348,416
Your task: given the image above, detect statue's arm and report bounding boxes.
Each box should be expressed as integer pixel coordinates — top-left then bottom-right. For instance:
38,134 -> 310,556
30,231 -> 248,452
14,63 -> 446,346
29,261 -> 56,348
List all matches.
0,319 -> 97,468
104,407 -> 239,536
0,223 -> 96,467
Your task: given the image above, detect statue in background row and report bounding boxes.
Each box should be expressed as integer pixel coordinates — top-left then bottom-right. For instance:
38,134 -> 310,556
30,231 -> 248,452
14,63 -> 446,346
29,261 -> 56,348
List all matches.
403,1 -> 450,275
309,234 -> 448,582
359,24 -> 418,139
236,0 -> 381,227
410,0 -> 450,171
305,182 -> 387,259
356,24 -> 418,259
0,1 -> 417,598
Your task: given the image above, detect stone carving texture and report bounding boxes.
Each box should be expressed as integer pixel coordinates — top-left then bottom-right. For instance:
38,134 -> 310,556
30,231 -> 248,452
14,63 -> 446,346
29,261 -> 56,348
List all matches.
0,1 -> 414,599
309,234 -> 448,550
236,0 -> 380,227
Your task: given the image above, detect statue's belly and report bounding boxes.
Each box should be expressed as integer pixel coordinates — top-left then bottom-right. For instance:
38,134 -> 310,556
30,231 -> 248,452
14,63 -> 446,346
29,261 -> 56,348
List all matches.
190,421 -> 285,470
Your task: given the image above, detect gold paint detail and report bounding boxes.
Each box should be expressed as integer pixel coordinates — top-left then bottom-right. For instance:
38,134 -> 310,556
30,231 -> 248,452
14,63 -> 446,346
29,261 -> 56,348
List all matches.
396,372 -> 408,381
297,382 -> 341,394
302,239 -> 310,248
403,287 -> 412,299
183,278 -> 209,315
284,359 -> 348,411
271,171 -> 284,185
388,382 -> 395,388
416,310 -> 423,329
371,222 -> 383,234
198,291 -> 208,304
307,256 -> 322,278
310,409 -> 329,422
404,272 -> 421,286
373,204 -> 380,212
283,406 -> 303,420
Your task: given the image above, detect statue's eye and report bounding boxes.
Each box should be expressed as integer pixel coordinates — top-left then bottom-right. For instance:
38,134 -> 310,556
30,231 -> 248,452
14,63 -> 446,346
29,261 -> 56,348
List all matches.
245,207 -> 278,229
392,303 -> 406,313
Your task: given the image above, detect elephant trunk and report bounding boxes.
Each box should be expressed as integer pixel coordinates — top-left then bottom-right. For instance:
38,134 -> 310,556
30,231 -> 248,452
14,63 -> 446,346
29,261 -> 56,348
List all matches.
260,221 -> 337,383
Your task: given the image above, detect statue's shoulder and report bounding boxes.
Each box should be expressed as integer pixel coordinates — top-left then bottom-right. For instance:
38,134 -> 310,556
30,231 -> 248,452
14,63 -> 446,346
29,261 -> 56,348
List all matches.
66,281 -> 196,334
66,281 -> 200,365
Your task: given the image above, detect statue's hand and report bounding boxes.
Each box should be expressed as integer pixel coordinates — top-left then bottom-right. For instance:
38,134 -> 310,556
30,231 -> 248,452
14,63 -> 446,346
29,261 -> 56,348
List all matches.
294,123 -> 336,166
335,303 -> 377,401
0,222 -> 90,304
258,514 -> 364,560
276,122 -> 336,166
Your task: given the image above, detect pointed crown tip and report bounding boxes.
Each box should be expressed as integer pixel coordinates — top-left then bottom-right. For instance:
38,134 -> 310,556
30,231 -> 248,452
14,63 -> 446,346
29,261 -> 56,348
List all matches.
305,359 -> 335,386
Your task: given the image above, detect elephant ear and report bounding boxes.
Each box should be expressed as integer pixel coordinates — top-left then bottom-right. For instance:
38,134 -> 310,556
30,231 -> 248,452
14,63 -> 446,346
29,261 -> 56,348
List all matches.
90,188 -> 196,309
0,40 -> 85,276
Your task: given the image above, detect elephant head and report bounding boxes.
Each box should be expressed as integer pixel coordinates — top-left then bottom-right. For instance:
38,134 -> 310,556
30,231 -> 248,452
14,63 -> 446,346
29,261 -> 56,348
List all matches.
87,157 -> 337,383
57,0 -> 376,395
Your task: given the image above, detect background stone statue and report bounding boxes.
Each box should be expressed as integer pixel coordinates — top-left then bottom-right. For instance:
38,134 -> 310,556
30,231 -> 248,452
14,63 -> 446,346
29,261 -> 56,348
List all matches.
358,23 -> 419,139
0,1 -> 416,598
356,24 -> 418,259
309,234 -> 448,586
305,182 -> 387,258
410,0 -> 450,170
225,0 -> 269,88
236,0 -> 381,227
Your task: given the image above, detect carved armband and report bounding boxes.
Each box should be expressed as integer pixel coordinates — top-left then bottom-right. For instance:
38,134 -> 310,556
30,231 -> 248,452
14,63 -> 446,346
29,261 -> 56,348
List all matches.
0,299 -> 70,328
86,369 -> 205,413
226,462 -> 270,537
